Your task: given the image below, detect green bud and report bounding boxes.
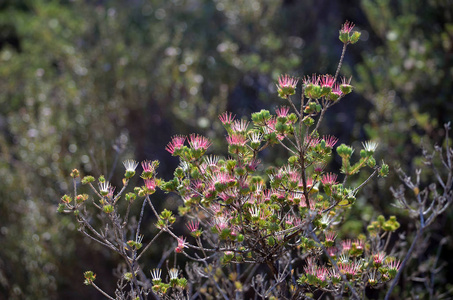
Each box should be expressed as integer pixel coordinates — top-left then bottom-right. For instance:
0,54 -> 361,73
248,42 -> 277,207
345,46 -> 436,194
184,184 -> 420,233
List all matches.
379,162 -> 389,177
340,84 -> 353,95
103,205 -> 114,214
339,31 -> 349,44
350,31 -> 361,44
303,116 -> 315,127
81,176 -> 95,184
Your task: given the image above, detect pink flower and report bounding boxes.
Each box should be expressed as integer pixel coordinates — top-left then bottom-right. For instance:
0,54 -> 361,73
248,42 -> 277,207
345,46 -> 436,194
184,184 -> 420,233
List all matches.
144,178 -> 157,193
175,236 -> 186,253
186,220 -> 200,232
341,21 -> 355,34
328,84 -> 343,101
322,135 -> 339,148
339,261 -> 361,276
188,134 -> 211,151
327,247 -> 337,257
141,161 -> 156,178
166,135 -> 186,154
325,232 -> 337,243
219,112 -> 235,125
226,134 -> 247,146
321,74 -> 335,88
305,136 -> 320,148
276,106 -> 290,117
279,74 -> 298,88
214,215 -> 229,232
387,259 -> 401,271
303,74 -> 320,87
373,252 -> 386,265
342,239 -> 352,252
321,173 -> 338,185
316,267 -> 328,281
354,239 -> 364,250
232,119 -> 249,133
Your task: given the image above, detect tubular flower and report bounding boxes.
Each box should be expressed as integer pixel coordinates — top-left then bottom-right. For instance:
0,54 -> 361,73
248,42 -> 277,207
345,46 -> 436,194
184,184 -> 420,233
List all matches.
339,21 -> 361,44
340,76 -> 353,95
303,74 -> 321,99
232,119 -> 250,133
277,74 -> 298,98
321,173 -> 338,185
219,111 -> 235,125
328,83 -> 343,101
166,135 -> 186,155
322,135 -> 339,148
320,75 -> 335,96
150,269 -> 162,284
99,181 -> 111,196
144,178 -> 157,194
226,134 -> 247,146
188,134 -> 211,151
123,159 -> 138,178
186,220 -> 200,232
276,106 -> 290,118
168,268 -> 179,280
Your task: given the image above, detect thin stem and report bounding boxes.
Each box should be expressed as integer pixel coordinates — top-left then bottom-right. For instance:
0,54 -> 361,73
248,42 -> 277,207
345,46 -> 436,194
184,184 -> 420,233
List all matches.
91,282 -> 115,300
334,43 -> 347,82
352,167 -> 379,194
136,230 -> 164,261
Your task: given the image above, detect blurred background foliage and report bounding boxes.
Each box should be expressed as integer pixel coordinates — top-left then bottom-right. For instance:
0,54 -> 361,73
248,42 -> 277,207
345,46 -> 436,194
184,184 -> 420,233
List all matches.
0,0 -> 451,299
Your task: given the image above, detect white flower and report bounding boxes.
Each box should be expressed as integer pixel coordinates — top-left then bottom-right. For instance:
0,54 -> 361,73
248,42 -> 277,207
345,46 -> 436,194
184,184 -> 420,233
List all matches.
123,159 -> 139,172
248,132 -> 262,144
168,268 -> 179,280
150,268 -> 161,281
362,141 -> 378,153
99,181 -> 111,194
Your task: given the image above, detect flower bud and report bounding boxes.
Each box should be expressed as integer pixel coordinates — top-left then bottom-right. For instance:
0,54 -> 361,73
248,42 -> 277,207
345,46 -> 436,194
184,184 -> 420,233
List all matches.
70,169 -> 80,178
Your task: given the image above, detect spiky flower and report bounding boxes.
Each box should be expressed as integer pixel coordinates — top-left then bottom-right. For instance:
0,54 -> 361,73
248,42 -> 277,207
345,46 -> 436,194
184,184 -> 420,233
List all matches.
303,74 -> 321,99
339,21 -> 361,44
276,106 -> 290,118
328,84 -> 343,101
219,112 -> 235,125
277,74 -> 298,98
322,135 -> 339,148
321,173 -> 338,185
150,268 -> 162,284
362,141 -> 378,154
188,134 -> 211,151
186,220 -> 200,232
144,178 -> 156,192
123,159 -> 138,178
166,135 -> 186,155
99,181 -> 111,196
232,119 -> 249,133
340,76 -> 353,94
168,268 -> 179,280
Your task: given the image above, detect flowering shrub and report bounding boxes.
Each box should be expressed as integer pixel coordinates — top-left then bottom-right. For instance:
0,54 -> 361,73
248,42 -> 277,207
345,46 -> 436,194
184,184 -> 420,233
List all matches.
59,22 -> 453,299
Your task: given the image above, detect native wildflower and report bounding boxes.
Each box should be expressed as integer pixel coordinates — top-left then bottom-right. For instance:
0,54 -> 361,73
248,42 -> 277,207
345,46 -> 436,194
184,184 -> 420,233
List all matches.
150,269 -> 162,284
175,236 -> 187,253
277,74 -> 298,98
166,135 -> 186,155
123,159 -> 139,178
339,21 -> 361,44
